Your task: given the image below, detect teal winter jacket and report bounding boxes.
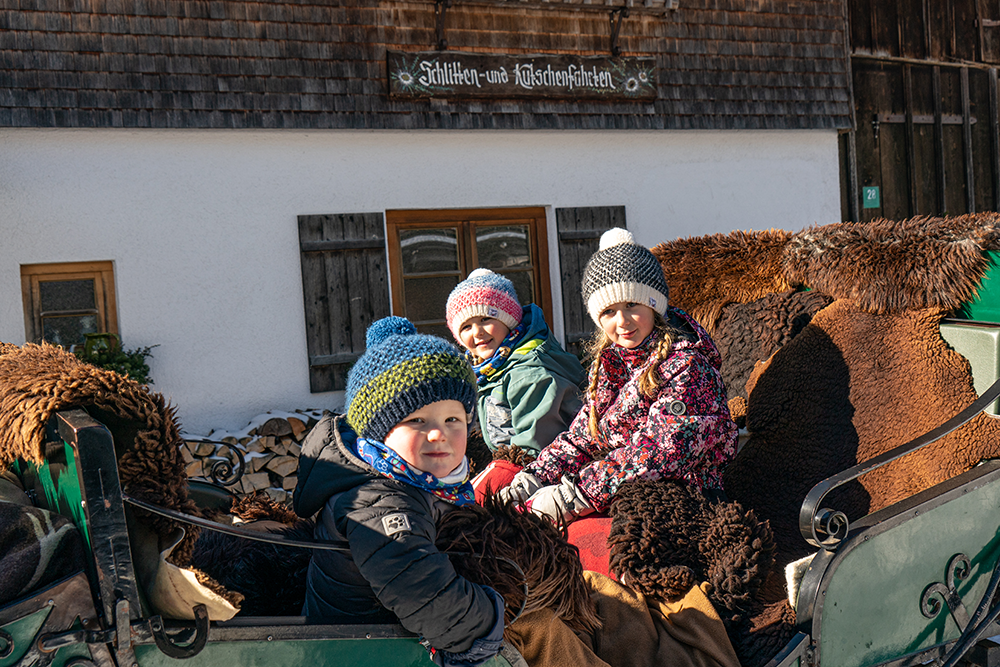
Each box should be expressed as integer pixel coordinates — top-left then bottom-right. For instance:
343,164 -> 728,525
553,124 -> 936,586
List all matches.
476,305 -> 586,455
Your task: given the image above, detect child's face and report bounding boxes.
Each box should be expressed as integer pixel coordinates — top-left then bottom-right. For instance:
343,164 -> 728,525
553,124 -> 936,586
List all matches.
457,316 -> 510,360
383,400 -> 468,478
599,301 -> 656,349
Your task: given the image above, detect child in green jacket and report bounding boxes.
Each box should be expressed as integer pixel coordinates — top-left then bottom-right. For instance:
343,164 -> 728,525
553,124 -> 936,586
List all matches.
445,269 -> 586,456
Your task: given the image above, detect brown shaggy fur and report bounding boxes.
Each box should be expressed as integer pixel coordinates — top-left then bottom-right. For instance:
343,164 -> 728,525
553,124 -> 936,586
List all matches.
783,214 -> 1000,314
466,426 -> 494,476
191,492 -> 313,617
436,495 -> 601,637
607,480 -> 781,667
490,444 -> 537,468
725,300 -> 1000,567
607,481 -> 774,616
651,229 -> 795,333
713,290 -> 833,400
0,342 -> 198,563
731,599 -> 799,667
230,491 -> 300,524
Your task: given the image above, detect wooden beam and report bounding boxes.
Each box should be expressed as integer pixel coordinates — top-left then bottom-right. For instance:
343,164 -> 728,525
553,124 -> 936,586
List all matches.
904,65 -> 917,217
934,66 -> 947,213
962,67 -> 975,213
990,68 -> 1000,211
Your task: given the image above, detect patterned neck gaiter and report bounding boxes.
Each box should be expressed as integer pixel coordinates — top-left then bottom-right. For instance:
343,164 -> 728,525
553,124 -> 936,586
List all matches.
354,436 -> 475,506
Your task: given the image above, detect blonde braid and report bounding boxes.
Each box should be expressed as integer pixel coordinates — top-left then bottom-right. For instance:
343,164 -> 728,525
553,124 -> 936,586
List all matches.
637,313 -> 678,397
584,329 -> 613,441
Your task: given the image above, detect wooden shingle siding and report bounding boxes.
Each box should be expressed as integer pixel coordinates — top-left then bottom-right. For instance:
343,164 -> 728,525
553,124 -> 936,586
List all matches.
556,206 -> 626,356
298,212 -> 390,393
0,0 -> 851,130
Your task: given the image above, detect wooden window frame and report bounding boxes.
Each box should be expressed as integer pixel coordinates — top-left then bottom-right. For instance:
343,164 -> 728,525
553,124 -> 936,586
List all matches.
20,261 -> 118,345
385,207 -> 553,333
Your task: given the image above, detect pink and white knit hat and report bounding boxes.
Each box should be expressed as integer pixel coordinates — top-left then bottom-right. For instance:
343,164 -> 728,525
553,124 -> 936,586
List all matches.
445,268 -> 523,340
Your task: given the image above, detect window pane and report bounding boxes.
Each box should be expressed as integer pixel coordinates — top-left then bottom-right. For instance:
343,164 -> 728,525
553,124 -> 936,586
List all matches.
399,228 -> 459,274
506,270 -> 535,307
403,275 -> 460,321
42,314 -> 98,347
39,279 -> 96,312
476,225 -> 531,270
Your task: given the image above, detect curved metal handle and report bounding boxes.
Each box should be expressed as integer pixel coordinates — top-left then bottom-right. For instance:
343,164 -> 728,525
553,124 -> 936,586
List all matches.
123,493 -> 352,552
149,604 -> 209,659
799,375 -> 1000,549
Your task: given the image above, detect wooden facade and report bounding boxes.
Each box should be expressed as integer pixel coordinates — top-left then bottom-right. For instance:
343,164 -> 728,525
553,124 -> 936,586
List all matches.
0,0 -> 851,131
843,0 -> 1000,220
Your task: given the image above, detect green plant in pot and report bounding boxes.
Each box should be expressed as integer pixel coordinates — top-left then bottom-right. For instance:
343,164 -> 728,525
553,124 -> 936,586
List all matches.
74,333 -> 157,385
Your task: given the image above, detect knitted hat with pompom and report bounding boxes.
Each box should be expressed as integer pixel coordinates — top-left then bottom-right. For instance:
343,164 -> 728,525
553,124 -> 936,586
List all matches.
445,268 -> 523,340
344,316 -> 477,443
581,228 -> 670,324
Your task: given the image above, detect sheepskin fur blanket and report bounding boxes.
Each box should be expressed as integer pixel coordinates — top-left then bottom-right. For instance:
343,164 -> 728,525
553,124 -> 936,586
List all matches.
725,299 -> 1000,564
606,480 -> 782,667
191,493 -> 312,617
712,290 -> 833,401
650,213 -> 1000,622
437,495 -> 601,638
0,342 -> 198,563
651,229 -> 796,334
712,214 -> 1000,568
783,214 -> 1000,314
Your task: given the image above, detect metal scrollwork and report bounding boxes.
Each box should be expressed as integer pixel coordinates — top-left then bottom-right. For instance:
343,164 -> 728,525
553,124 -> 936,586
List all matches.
182,439 -> 246,487
0,629 -> 13,659
810,508 -> 850,548
208,445 -> 246,487
921,554 -> 972,630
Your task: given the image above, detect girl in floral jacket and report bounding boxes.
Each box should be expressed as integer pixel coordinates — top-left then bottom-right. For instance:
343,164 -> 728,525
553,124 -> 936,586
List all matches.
500,228 -> 738,524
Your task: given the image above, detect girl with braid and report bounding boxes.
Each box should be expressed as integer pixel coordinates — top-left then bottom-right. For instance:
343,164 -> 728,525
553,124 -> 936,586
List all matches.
499,228 -> 738,525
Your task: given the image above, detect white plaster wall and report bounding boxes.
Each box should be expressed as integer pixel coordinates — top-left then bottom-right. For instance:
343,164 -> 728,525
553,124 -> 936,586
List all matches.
0,128 -> 841,434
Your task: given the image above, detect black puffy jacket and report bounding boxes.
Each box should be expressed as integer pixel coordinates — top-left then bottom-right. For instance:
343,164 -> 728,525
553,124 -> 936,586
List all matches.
293,412 -> 499,654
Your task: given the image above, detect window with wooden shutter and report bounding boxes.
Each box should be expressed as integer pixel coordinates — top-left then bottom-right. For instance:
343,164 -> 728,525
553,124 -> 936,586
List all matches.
298,213 -> 391,393
21,261 -> 118,347
385,208 -> 552,340
555,206 -> 626,356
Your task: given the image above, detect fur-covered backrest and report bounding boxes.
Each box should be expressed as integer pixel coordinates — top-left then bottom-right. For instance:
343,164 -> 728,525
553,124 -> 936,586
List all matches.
651,229 -> 795,333
783,214 -> 1000,314
0,342 -> 197,562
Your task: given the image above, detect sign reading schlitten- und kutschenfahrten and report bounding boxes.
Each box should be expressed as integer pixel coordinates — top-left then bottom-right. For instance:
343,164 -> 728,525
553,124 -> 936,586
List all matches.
387,51 -> 657,100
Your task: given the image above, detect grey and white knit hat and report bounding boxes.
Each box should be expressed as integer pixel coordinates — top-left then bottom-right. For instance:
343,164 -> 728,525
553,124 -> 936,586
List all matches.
581,228 -> 669,324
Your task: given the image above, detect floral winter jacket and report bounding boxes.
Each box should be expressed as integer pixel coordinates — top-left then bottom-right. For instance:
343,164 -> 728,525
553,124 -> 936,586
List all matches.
525,307 -> 737,512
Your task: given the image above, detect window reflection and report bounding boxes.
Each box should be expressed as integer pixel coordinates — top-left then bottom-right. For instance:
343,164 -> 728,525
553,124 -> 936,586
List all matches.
42,315 -> 98,347
476,225 -> 531,270
400,228 -> 459,274
403,275 -> 460,322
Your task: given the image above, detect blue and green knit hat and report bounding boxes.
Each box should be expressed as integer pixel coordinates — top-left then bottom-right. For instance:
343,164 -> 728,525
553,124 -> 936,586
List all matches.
345,316 -> 478,443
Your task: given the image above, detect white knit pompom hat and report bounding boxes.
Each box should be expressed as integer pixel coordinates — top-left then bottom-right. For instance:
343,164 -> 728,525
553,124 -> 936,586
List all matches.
581,228 -> 670,324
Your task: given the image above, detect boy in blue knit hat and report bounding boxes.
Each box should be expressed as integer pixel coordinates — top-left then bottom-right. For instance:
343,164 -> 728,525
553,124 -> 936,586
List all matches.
293,316 -> 505,667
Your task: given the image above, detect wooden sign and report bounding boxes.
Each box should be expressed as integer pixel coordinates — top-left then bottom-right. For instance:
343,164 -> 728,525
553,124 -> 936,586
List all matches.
387,51 -> 657,100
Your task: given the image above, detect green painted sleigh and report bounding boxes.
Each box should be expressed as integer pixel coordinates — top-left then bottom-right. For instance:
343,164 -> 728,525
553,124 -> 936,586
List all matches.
0,408 -> 522,667
5,376 -> 1000,667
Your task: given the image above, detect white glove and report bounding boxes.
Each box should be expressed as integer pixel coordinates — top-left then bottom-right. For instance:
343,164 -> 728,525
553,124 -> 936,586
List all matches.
494,471 -> 544,505
524,476 -> 594,524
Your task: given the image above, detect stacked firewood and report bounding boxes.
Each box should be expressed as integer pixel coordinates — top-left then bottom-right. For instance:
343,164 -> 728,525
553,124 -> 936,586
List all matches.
179,409 -> 325,505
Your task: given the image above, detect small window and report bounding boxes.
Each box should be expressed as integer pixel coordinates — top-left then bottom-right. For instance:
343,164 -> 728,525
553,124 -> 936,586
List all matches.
385,208 -> 552,339
21,261 -> 118,347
